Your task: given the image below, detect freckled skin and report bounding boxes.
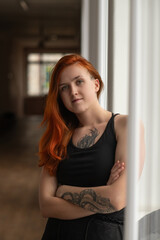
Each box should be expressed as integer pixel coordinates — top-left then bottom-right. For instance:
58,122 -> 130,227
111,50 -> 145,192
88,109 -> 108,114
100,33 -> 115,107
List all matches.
59,64 -> 99,115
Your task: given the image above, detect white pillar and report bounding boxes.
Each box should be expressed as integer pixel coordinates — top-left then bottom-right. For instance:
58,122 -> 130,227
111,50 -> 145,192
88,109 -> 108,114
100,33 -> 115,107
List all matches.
124,0 -> 142,239
150,0 -> 160,210
97,0 -> 109,109
81,0 -> 89,60
112,0 -> 130,115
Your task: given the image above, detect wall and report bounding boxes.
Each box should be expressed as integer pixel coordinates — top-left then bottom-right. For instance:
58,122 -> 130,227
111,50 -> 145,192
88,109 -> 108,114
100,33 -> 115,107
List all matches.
112,0 -> 160,218
81,0 -> 160,218
81,0 -> 109,109
138,0 -> 160,215
112,0 -> 130,115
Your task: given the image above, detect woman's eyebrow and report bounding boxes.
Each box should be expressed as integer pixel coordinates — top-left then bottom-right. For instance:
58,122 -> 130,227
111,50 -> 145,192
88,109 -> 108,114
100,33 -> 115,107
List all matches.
59,82 -> 68,87
59,75 -> 83,86
71,75 -> 81,81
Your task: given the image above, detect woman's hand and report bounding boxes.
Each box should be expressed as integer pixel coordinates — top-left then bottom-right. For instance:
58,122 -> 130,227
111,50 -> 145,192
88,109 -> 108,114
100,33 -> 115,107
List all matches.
107,160 -> 125,185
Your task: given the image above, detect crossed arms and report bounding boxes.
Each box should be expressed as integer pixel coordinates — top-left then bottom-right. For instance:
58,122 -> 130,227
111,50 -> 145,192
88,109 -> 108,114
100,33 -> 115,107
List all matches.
39,116 -> 145,220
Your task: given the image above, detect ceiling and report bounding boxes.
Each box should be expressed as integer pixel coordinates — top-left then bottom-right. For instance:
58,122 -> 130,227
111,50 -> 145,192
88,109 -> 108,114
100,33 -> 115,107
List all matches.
0,0 -> 81,19
0,0 -> 81,49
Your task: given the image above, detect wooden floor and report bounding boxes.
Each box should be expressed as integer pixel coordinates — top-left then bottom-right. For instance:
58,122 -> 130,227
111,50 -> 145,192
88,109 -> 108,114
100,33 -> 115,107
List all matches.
0,116 -> 47,240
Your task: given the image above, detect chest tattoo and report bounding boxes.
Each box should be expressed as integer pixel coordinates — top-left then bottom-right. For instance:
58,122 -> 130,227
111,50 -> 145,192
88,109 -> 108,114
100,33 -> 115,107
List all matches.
77,128 -> 99,148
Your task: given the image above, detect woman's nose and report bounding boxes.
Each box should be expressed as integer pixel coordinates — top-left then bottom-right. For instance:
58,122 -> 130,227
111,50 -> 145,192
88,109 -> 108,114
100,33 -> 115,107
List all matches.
70,85 -> 78,95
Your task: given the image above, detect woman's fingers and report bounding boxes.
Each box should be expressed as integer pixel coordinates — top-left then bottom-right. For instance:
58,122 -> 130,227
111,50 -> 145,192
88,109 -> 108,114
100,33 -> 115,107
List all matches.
111,160 -> 121,172
107,160 -> 125,185
111,169 -> 124,179
112,174 -> 120,182
110,161 -> 125,178
111,161 -> 125,174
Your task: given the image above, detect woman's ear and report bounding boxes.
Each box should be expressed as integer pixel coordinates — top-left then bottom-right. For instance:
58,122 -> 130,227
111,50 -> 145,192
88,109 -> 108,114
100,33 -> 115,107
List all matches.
95,79 -> 100,92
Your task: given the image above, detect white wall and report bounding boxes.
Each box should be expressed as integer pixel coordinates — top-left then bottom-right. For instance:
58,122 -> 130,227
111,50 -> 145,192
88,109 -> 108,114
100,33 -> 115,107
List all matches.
138,0 -> 160,216
81,0 -> 108,110
81,0 -> 160,220
112,0 -> 130,115
112,0 -> 160,218
81,0 -> 130,114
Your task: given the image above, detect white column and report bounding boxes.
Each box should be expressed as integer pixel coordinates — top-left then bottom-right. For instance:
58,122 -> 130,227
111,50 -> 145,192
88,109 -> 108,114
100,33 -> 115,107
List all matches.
124,0 -> 142,239
97,0 -> 109,109
150,0 -> 160,210
112,0 -> 130,115
81,0 -> 89,60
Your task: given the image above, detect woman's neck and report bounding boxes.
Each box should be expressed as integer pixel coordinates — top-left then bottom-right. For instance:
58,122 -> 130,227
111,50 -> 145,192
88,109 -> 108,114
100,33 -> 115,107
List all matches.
76,106 -> 111,128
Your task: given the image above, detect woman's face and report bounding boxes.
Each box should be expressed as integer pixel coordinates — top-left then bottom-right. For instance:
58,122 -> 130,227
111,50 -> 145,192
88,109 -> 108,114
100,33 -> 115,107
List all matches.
58,63 -> 100,115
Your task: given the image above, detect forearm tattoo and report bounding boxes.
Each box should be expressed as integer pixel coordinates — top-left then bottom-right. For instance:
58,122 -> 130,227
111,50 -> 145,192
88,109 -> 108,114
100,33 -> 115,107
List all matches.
77,128 -> 99,148
61,189 -> 116,213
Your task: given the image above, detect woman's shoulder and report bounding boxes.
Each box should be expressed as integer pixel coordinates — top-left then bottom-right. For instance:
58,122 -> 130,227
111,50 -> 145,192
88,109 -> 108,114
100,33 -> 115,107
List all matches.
114,113 -> 128,125
114,114 -> 128,138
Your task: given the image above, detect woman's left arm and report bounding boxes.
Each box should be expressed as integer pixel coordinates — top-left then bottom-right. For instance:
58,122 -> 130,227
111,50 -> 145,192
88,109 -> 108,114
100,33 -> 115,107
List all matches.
56,115 -> 145,214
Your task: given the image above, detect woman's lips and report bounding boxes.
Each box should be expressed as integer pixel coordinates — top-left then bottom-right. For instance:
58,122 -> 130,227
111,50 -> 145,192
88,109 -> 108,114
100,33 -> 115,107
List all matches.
72,98 -> 82,103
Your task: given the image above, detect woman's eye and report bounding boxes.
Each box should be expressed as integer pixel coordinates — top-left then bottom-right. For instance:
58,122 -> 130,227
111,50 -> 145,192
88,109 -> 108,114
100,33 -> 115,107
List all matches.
76,79 -> 83,85
61,85 -> 69,92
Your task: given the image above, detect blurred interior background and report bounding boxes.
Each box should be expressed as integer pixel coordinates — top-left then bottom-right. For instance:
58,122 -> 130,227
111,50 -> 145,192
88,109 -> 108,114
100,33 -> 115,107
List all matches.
0,0 -> 80,239
0,0 -> 159,240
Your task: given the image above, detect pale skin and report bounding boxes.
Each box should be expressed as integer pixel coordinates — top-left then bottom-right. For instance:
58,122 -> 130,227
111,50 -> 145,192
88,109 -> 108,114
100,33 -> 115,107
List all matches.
39,63 -> 145,220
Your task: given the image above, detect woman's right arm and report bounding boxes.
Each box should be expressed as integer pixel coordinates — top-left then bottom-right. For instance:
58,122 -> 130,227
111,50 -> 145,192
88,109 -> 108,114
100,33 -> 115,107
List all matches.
39,167 -> 95,220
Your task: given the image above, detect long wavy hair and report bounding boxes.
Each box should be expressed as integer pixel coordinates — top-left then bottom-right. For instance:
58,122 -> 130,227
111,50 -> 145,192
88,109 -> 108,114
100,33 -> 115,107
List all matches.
38,54 -> 104,175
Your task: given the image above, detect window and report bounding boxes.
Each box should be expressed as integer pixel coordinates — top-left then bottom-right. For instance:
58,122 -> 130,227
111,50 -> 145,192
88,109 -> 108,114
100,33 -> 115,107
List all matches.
27,53 -> 65,96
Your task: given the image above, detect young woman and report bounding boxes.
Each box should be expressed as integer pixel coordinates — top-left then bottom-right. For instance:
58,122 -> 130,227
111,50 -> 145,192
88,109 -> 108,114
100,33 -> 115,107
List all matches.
38,54 -> 145,239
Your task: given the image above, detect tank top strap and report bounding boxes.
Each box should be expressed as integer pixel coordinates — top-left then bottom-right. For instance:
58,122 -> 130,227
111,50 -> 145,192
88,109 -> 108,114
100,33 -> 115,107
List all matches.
112,112 -> 120,118
106,112 -> 120,139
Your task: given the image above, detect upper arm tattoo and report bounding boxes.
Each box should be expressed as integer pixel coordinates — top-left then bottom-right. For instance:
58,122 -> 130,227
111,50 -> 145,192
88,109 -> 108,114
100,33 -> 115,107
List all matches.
61,189 -> 116,214
77,128 -> 99,148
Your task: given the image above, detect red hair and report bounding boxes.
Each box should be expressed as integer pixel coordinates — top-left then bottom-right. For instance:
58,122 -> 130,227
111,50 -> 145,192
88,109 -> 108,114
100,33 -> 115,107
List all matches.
38,54 -> 104,175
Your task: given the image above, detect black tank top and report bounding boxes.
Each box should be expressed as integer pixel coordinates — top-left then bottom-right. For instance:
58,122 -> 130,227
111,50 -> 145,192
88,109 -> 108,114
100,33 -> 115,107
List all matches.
57,113 -> 119,187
